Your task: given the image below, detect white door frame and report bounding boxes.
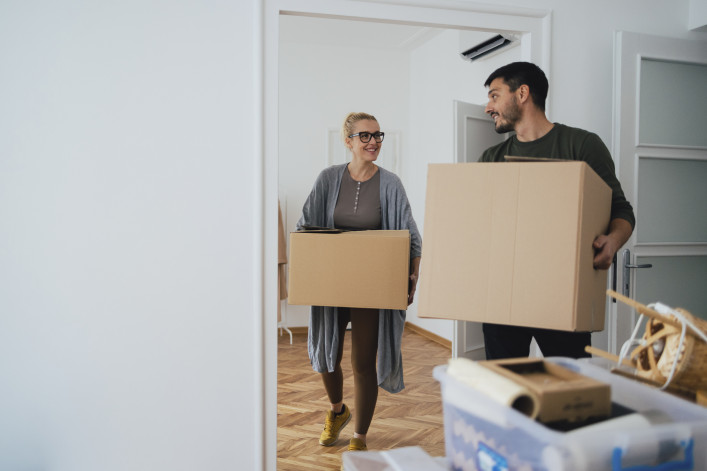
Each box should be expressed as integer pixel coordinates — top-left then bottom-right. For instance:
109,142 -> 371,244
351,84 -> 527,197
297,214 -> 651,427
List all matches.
262,1 -> 551,468
452,100 -> 507,359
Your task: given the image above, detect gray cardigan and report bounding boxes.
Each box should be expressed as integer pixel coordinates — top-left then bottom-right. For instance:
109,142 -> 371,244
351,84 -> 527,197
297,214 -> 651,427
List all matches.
296,164 -> 422,393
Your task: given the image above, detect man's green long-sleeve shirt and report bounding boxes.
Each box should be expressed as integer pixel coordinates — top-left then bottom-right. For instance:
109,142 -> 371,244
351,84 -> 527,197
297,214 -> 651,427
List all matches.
479,123 -> 635,228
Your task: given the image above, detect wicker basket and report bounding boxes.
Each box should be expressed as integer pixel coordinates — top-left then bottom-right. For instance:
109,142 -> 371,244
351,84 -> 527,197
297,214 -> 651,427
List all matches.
631,307 -> 707,391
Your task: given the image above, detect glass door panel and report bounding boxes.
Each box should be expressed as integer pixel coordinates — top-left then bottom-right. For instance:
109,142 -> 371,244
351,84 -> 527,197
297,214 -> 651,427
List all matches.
636,157 -> 707,243
639,59 -> 707,148
635,255 -> 707,319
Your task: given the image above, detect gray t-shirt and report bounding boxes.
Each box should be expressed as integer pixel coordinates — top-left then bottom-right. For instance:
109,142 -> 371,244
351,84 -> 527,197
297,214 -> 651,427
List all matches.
333,166 -> 381,230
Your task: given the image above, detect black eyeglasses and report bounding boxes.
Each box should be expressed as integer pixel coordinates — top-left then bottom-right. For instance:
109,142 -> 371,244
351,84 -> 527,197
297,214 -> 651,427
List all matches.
348,131 -> 385,143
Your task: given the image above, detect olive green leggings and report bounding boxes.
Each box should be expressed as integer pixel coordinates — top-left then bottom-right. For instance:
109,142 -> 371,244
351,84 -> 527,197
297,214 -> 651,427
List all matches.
320,307 -> 379,435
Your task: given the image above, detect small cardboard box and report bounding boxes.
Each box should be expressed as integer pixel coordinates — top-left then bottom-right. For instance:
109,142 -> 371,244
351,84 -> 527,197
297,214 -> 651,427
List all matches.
418,160 -> 611,331
288,230 -> 410,310
480,358 -> 611,424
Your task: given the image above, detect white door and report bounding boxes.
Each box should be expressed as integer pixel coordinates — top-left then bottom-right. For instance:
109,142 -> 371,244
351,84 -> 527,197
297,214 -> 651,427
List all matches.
452,100 -> 506,359
610,32 -> 707,355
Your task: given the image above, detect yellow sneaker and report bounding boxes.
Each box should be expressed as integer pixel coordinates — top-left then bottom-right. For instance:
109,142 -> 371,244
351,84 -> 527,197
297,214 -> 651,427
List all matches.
319,404 -> 351,446
348,437 -> 367,451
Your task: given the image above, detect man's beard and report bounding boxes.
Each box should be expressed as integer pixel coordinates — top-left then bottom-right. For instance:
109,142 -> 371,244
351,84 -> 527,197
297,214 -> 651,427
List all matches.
494,97 -> 520,134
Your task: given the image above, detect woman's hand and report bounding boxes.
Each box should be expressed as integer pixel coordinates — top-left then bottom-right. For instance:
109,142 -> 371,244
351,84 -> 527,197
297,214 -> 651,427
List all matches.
407,256 -> 421,306
407,273 -> 418,306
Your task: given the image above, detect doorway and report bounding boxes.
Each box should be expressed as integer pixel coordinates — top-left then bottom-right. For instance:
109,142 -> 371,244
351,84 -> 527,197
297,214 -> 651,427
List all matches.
264,2 -> 552,469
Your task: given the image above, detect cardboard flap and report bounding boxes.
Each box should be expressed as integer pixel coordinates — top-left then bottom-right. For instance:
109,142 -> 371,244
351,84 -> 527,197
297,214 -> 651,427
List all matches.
504,156 -> 574,163
296,225 -> 345,233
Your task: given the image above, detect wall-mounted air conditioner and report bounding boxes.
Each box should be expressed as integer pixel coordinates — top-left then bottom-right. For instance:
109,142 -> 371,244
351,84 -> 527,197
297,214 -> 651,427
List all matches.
460,33 -> 520,62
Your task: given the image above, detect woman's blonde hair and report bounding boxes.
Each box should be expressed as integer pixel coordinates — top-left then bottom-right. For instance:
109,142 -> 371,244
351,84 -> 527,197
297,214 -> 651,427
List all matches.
341,112 -> 378,144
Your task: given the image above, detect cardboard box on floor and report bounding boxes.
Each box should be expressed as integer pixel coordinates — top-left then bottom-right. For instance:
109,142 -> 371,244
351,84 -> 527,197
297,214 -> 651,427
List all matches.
480,358 -> 611,424
288,230 -> 410,310
418,159 -> 612,331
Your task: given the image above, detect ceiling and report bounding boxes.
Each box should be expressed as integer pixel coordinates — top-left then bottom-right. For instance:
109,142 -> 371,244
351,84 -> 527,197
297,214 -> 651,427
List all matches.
279,14 -> 492,51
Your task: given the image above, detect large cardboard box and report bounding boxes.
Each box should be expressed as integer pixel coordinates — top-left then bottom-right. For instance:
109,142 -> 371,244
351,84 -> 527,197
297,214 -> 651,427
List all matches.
288,230 -> 410,310
418,160 -> 611,331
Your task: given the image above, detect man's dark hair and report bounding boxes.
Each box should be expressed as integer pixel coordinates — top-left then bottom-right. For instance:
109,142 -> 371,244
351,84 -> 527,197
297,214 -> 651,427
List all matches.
484,62 -> 549,112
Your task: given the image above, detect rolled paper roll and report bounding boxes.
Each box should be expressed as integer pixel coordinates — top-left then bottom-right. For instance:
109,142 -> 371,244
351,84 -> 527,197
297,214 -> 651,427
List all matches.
566,409 -> 672,436
447,357 -> 540,419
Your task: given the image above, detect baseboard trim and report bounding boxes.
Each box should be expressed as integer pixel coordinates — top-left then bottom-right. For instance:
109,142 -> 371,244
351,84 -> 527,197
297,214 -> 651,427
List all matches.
280,326 -> 307,335
405,322 -> 452,350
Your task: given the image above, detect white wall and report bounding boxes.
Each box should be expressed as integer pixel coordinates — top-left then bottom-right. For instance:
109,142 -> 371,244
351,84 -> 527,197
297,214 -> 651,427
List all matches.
0,1 -> 261,470
278,40 -> 410,327
690,0 -> 707,30
508,0 -> 706,143
404,30 -> 521,340
2,1 -> 707,470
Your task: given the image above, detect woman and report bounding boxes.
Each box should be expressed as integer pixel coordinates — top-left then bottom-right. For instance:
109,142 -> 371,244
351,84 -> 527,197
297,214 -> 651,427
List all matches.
296,112 -> 422,452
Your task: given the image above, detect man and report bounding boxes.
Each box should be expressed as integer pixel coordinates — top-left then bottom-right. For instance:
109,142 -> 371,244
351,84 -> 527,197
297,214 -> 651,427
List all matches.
479,61 -> 635,360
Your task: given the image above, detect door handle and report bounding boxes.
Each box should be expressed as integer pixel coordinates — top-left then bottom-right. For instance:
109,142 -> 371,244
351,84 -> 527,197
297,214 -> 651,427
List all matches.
621,248 -> 653,297
611,253 -> 618,303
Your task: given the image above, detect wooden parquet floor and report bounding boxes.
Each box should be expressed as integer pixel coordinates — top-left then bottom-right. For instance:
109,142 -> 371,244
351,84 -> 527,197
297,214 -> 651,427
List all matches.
277,325 -> 452,470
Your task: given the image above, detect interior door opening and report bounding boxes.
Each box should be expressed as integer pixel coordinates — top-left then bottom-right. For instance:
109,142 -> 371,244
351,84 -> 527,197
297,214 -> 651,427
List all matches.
265,3 -> 551,468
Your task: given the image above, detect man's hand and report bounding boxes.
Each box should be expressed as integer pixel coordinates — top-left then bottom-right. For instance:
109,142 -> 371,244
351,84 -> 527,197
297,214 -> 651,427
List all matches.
592,235 -> 619,269
593,218 -> 633,270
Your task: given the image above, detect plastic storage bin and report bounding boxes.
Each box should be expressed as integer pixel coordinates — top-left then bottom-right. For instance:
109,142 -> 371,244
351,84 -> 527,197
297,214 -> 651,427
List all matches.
341,446 -> 448,470
434,357 -> 707,471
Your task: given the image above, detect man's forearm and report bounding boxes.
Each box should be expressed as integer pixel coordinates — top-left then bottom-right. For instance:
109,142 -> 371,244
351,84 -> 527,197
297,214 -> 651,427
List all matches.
593,218 -> 634,269
608,218 -> 633,249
